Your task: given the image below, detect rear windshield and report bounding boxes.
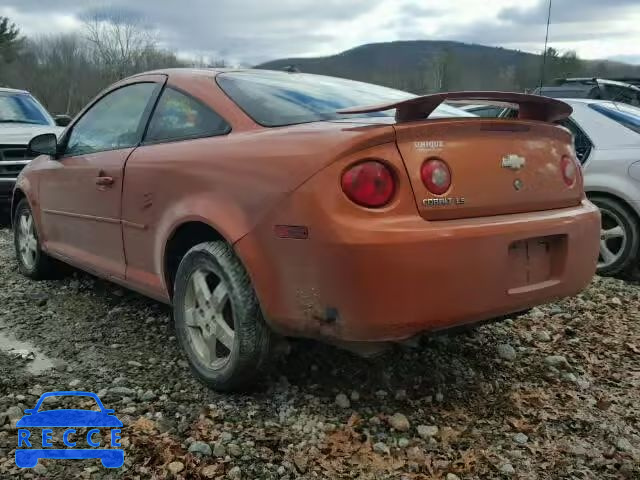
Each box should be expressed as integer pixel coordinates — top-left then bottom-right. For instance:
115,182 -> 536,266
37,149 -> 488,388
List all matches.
590,102 -> 640,134
216,71 -> 470,127
536,87 -> 593,99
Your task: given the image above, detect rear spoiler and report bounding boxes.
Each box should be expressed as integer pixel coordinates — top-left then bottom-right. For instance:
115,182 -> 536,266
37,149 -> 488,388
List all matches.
338,91 -> 572,123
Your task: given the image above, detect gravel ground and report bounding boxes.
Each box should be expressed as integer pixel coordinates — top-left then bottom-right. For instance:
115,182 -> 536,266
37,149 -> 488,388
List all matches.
0,224 -> 639,479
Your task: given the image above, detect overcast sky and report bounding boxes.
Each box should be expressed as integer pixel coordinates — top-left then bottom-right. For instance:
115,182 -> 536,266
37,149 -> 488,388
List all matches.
1,0 -> 639,65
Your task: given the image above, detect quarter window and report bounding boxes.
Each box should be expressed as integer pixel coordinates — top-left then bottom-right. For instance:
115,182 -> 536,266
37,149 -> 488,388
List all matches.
601,84 -> 640,106
65,83 -> 157,156
145,88 -> 230,143
557,118 -> 592,163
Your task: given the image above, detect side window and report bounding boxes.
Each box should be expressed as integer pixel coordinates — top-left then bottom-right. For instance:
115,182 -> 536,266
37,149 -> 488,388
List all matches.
470,106 -> 504,118
602,85 -> 640,106
557,118 -> 592,164
145,88 -> 230,143
501,108 -> 518,119
65,83 -> 157,156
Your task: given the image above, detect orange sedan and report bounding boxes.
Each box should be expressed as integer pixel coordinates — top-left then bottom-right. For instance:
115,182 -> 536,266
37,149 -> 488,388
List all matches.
12,69 -> 600,390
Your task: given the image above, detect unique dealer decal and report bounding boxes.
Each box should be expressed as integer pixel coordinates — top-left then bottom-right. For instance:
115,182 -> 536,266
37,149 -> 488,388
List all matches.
414,140 -> 445,151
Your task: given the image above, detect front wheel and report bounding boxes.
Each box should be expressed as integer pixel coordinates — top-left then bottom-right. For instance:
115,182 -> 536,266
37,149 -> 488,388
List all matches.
13,199 -> 60,279
591,196 -> 640,277
173,241 -> 273,391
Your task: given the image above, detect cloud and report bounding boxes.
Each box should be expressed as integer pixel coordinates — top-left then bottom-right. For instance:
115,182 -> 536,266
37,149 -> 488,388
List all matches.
448,19 -> 631,47
3,0 -> 377,64
430,0 -> 640,62
400,3 -> 446,18
1,0 -> 639,65
610,54 -> 640,66
499,0 -> 639,24
81,5 -> 146,24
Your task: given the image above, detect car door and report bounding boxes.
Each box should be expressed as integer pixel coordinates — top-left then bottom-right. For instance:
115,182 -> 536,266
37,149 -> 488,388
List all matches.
39,76 -> 165,279
120,85 -> 231,297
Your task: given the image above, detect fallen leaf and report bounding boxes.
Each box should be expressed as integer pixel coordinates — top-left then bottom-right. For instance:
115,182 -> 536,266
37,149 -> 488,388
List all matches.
626,343 -> 640,354
293,451 -> 308,473
507,417 -> 535,433
132,417 -> 156,433
596,398 -> 612,411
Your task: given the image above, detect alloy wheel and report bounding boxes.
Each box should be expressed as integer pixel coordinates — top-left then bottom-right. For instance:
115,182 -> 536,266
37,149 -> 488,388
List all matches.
598,209 -> 627,270
183,267 -> 235,369
17,210 -> 38,270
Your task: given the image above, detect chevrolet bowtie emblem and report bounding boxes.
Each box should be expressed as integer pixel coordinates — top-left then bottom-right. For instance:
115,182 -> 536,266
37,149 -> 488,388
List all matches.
501,154 -> 526,171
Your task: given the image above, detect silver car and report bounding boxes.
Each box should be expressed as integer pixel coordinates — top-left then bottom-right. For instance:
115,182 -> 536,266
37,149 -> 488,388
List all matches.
557,100 -> 640,276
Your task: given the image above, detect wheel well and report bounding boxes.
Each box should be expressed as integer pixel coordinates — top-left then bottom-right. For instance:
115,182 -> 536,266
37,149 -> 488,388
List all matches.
10,189 -> 26,226
164,222 -> 225,298
587,191 -> 640,223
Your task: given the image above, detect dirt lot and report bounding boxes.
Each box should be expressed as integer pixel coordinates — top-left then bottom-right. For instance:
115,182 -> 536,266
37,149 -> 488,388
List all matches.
0,224 -> 639,480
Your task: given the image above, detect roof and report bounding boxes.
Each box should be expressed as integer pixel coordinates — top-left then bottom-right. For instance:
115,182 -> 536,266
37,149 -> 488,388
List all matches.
561,98 -> 617,106
553,77 -> 598,85
131,67 -> 252,78
0,86 -> 28,94
611,78 -> 640,86
130,67 -> 347,81
534,86 -> 597,99
553,77 -> 640,91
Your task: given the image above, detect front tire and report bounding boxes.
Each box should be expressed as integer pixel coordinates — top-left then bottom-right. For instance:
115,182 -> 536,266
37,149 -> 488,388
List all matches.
173,241 -> 273,391
591,196 -> 639,277
13,199 -> 59,279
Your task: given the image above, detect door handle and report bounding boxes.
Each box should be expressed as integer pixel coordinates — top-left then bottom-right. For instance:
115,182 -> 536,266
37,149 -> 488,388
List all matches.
95,176 -> 114,187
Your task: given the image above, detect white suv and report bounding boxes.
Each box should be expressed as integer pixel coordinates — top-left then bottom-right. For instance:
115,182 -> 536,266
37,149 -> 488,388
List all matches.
560,99 -> 640,276
0,88 -> 68,208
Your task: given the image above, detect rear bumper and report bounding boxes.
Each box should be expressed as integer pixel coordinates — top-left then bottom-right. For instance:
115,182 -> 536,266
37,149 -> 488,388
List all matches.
237,200 -> 600,343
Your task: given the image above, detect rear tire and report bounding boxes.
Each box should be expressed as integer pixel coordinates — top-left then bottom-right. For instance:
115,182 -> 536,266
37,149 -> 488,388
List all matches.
173,241 -> 273,391
591,196 -> 639,277
13,199 -> 60,279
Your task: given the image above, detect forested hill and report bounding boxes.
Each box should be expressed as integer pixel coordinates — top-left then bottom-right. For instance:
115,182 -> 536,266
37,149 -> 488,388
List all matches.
256,40 -> 640,94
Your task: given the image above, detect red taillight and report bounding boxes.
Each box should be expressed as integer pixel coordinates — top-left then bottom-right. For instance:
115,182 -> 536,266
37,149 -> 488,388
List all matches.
341,160 -> 395,208
561,155 -> 577,187
421,158 -> 451,195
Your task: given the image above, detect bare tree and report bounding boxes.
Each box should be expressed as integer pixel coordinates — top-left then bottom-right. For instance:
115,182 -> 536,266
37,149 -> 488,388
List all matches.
0,13 -> 200,114
189,55 -> 228,68
27,34 -> 95,114
428,49 -> 456,92
83,11 -> 158,81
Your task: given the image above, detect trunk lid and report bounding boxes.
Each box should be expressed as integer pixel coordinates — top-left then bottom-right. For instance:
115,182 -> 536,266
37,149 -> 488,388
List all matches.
394,119 -> 582,221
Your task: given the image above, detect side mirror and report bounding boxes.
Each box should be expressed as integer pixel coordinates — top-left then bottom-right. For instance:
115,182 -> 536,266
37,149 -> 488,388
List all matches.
23,409 -> 35,415
54,115 -> 72,127
28,133 -> 58,156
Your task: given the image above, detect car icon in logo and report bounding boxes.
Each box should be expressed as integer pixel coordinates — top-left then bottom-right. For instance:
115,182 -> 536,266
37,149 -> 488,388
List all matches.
15,391 -> 124,468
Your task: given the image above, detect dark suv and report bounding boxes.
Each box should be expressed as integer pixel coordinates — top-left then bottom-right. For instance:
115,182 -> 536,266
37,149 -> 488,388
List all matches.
533,78 -> 640,106
611,78 -> 640,87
